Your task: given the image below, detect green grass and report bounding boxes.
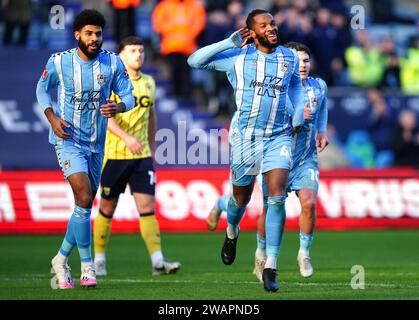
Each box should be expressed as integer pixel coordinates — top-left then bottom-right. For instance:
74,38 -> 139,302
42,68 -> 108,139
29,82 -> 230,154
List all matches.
0,230 -> 419,300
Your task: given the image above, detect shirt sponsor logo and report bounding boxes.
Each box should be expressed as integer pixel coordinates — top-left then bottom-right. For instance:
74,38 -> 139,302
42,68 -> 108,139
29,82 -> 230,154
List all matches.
71,91 -> 101,110
250,76 -> 284,97
138,95 -> 153,108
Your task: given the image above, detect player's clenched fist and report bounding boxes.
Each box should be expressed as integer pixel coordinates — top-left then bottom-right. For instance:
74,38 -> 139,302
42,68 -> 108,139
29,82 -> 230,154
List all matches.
100,99 -> 126,118
100,99 -> 118,118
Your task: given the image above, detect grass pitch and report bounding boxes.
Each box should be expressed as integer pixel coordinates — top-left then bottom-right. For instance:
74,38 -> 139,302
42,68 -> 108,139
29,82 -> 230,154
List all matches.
0,230 -> 418,300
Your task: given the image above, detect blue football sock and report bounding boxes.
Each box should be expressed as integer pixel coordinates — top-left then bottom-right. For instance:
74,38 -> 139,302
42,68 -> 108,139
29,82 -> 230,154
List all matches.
265,196 -> 286,261
226,195 -> 247,239
256,232 -> 266,251
73,205 -> 93,263
59,214 -> 77,257
299,231 -> 314,255
216,194 -> 229,212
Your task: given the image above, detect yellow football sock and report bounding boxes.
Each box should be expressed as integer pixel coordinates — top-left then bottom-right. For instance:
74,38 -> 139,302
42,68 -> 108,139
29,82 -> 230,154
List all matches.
139,213 -> 161,255
93,211 -> 112,255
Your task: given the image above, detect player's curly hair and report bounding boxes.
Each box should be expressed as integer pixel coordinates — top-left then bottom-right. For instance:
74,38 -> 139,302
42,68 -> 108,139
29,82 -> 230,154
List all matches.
73,9 -> 106,32
245,9 -> 270,30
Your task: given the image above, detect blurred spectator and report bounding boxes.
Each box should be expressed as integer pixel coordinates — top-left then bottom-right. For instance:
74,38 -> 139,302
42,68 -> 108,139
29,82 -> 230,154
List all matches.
83,1 -> 114,40
345,30 -> 385,88
370,0 -> 417,25
109,0 -> 141,44
400,35 -> 419,95
195,0 -> 244,117
371,0 -> 396,23
273,5 -> 312,45
379,36 -> 401,88
345,130 -> 375,168
318,0 -> 346,13
308,7 -> 342,85
2,0 -> 32,46
366,89 -> 395,152
292,0 -> 312,14
318,124 -> 350,169
268,0 -> 289,16
152,0 -> 206,98
391,109 -> 419,168
244,0 -> 273,10
330,9 -> 351,86
205,0 -> 229,11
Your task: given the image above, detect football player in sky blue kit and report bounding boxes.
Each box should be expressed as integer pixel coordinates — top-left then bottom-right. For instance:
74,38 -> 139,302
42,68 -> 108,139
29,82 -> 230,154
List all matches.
188,9 -> 306,292
205,40 -> 329,286
36,9 -> 135,289
251,42 -> 329,282
284,42 -> 328,278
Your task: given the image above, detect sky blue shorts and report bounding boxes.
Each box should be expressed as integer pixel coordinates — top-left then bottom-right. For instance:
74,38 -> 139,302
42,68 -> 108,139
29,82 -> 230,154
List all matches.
287,159 -> 319,193
54,144 -> 104,191
230,131 -> 292,186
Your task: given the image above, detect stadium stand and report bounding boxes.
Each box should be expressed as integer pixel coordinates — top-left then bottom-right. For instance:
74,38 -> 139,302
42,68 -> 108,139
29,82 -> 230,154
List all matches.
0,0 -> 418,171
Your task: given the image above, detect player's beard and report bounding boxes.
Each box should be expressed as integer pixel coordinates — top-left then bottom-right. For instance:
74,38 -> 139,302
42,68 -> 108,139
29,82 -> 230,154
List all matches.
78,38 -> 102,59
255,32 -> 279,49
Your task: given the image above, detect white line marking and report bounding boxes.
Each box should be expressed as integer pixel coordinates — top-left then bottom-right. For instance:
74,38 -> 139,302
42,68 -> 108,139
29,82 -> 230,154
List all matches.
1,276 -> 419,289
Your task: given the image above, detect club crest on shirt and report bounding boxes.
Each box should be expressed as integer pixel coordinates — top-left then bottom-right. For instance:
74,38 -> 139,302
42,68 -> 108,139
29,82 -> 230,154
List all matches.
63,160 -> 71,171
280,62 -> 289,73
97,73 -> 107,85
307,87 -> 318,110
311,95 -> 318,109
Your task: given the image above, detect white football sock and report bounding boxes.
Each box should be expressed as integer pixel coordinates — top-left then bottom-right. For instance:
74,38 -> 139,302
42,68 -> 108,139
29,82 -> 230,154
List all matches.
151,251 -> 164,267
256,248 -> 266,260
265,256 -> 277,269
54,252 -> 68,265
81,261 -> 94,271
94,252 -> 106,262
226,224 -> 239,239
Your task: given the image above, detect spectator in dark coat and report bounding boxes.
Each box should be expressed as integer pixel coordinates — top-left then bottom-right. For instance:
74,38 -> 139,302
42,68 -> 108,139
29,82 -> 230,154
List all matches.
367,89 -> 396,152
391,109 -> 419,168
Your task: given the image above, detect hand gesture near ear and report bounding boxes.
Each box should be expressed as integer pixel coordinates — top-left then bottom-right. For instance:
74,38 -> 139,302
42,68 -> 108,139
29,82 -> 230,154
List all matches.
230,28 -> 252,48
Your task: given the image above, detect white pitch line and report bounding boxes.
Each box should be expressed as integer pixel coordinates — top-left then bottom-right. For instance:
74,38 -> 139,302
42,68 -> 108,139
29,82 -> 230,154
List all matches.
104,279 -> 419,289
1,276 -> 419,289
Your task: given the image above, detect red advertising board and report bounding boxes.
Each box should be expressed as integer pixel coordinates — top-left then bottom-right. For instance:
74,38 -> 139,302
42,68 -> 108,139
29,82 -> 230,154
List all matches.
0,168 -> 418,234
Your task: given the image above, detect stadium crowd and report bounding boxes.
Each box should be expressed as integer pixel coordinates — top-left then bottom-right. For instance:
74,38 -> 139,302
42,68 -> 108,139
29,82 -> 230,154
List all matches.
1,0 -> 418,169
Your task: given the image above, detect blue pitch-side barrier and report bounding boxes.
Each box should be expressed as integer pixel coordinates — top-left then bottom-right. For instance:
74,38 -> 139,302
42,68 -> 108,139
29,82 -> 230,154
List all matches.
0,48 -> 418,169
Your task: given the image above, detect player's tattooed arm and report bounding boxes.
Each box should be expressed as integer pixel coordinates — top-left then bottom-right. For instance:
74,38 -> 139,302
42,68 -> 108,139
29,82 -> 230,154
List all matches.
44,107 -> 71,139
230,28 -> 251,48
